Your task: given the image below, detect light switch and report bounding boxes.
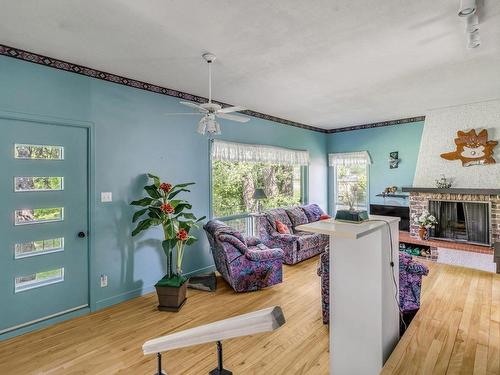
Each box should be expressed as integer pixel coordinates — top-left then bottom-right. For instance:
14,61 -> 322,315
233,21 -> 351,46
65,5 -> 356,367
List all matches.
101,192 -> 112,202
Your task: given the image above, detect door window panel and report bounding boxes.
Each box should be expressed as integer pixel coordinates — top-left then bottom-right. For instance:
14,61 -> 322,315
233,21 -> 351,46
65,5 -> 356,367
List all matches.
14,238 -> 64,259
15,268 -> 65,293
14,208 -> 64,225
14,177 -> 64,192
14,144 -> 64,160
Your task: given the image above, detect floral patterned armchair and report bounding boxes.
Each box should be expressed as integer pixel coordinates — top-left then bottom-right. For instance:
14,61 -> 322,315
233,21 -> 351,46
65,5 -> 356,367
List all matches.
257,204 -> 329,265
317,250 -> 429,324
203,220 -> 284,292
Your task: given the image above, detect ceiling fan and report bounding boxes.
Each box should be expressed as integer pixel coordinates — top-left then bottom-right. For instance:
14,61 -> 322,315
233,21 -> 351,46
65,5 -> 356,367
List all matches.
165,53 -> 250,136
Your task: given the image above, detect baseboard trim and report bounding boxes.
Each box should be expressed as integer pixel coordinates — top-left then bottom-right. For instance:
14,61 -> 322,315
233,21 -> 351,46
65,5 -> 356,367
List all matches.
95,264 -> 216,310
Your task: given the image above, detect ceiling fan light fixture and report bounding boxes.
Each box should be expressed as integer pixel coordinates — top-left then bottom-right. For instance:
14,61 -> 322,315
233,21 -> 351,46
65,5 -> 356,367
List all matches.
458,0 -> 476,17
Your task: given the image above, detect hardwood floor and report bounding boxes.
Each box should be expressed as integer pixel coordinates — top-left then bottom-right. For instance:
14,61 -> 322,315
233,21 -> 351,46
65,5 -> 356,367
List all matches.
0,258 -> 498,374
0,258 -> 328,375
382,261 -> 500,375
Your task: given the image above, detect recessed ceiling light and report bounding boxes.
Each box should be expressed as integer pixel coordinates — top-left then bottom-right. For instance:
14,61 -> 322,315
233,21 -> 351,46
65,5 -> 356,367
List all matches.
458,0 -> 476,17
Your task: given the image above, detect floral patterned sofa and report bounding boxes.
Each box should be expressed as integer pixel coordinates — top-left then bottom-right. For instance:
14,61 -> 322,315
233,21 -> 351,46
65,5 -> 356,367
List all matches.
204,220 -> 284,292
317,250 -> 429,324
257,204 -> 329,265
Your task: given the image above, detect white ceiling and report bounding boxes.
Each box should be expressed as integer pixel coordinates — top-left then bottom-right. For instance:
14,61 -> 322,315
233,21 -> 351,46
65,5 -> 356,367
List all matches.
1,0 -> 500,129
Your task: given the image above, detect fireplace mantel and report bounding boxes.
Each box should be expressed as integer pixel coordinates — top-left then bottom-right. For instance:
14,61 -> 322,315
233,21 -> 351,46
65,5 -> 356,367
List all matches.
402,187 -> 500,195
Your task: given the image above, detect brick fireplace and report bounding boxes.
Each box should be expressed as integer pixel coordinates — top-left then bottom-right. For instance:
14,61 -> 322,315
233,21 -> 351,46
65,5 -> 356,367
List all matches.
403,188 -> 500,254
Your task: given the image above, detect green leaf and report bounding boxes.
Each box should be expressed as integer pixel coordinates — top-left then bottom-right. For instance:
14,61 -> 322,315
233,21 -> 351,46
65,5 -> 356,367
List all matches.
131,219 -> 153,236
186,236 -> 197,246
179,212 -> 196,220
196,216 -> 207,223
130,197 -> 153,206
132,208 -> 148,222
144,184 -> 162,199
168,188 -> 190,199
147,173 -> 161,188
172,182 -> 195,189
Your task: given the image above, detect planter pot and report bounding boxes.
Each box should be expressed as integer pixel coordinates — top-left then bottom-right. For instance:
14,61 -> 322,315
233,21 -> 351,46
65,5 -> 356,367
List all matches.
155,280 -> 187,312
418,227 -> 429,241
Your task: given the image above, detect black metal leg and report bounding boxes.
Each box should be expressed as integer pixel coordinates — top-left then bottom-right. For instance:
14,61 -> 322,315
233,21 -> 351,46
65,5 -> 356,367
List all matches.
209,341 -> 232,375
154,352 -> 167,375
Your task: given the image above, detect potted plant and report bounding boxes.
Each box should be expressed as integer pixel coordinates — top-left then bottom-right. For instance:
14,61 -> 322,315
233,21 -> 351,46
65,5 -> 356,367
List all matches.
412,209 -> 438,240
130,173 -> 205,311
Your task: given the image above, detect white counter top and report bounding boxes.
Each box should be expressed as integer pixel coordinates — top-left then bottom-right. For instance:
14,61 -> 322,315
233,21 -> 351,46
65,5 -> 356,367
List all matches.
295,215 -> 400,240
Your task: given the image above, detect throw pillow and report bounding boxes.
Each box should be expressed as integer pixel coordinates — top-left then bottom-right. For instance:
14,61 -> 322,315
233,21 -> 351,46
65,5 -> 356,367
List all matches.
275,220 -> 290,234
320,214 -> 331,220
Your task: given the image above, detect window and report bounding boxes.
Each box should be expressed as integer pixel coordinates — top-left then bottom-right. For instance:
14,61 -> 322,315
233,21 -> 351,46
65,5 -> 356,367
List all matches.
14,144 -> 64,160
330,151 -> 370,212
211,140 -> 308,231
14,207 -> 64,225
14,177 -> 64,192
15,267 -> 64,293
15,238 -> 64,259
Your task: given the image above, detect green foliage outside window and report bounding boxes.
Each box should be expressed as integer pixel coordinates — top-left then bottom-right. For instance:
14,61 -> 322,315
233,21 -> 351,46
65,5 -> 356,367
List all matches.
212,160 -> 303,218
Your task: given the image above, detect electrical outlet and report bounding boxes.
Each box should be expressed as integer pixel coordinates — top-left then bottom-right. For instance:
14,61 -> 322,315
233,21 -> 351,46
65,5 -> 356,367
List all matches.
101,192 -> 112,202
100,274 -> 108,288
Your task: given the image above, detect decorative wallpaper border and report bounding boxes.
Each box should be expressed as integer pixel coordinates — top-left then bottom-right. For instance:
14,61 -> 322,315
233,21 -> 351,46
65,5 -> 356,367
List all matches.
0,43 -> 424,134
326,116 -> 426,133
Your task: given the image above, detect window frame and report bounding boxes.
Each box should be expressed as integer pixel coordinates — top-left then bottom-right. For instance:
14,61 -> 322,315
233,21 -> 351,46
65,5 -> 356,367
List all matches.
208,140 -> 309,221
331,156 -> 370,214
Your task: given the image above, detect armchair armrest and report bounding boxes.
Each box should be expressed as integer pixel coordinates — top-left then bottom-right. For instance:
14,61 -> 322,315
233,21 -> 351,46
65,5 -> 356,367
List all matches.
246,236 -> 262,246
245,248 -> 284,261
407,262 -> 429,276
270,232 -> 299,243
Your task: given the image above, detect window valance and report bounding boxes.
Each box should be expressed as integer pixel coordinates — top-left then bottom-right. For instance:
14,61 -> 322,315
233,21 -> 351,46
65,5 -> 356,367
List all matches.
212,140 -> 309,166
329,151 -> 372,166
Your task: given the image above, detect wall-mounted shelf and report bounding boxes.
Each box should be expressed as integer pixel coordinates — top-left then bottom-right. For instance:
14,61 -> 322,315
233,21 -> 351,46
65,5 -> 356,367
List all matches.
376,193 -> 408,199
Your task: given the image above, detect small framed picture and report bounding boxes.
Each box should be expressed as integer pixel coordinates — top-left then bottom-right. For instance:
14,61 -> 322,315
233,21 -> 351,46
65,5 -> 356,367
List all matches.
389,151 -> 399,169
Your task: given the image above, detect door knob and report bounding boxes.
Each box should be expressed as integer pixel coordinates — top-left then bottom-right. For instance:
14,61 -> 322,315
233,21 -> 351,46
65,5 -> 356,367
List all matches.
78,231 -> 86,238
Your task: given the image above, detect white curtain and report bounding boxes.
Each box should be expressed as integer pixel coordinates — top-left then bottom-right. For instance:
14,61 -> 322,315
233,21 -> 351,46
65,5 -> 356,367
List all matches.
328,151 -> 372,166
212,140 -> 309,166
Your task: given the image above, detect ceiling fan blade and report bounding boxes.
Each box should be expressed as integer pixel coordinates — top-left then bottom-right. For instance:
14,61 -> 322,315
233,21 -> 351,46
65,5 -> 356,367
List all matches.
217,113 -> 250,123
218,106 -> 246,114
179,101 -> 208,112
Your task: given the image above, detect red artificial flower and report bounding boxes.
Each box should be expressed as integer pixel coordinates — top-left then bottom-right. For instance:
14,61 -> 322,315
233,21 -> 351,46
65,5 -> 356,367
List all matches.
160,203 -> 174,214
176,229 -> 188,241
160,183 -> 172,193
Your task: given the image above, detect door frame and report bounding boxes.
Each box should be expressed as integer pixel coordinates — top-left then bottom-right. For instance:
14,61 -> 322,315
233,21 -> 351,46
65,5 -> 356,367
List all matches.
0,109 -> 97,334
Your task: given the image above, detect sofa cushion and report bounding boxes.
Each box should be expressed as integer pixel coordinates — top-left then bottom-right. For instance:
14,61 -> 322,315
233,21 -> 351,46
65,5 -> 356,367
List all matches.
285,206 -> 309,230
297,232 -> 327,251
266,208 -> 293,231
275,220 -> 290,234
301,204 -> 325,222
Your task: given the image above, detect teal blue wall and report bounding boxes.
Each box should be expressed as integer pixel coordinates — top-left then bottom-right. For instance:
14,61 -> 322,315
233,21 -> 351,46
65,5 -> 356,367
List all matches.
327,122 -> 424,209
0,55 -> 327,314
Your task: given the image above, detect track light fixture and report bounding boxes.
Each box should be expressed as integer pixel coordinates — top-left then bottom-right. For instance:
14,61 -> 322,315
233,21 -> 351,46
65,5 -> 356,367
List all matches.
467,31 -> 481,48
458,0 -> 480,49
466,14 -> 479,33
458,0 -> 476,17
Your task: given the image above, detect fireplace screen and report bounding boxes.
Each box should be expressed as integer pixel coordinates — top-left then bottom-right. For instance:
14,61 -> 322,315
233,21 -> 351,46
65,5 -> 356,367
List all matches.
428,200 -> 490,246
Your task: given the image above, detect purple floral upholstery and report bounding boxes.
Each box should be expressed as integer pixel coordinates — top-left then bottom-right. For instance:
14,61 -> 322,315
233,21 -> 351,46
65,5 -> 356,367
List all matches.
317,250 -> 429,324
301,203 -> 324,222
317,250 -> 330,324
285,207 -> 309,229
399,253 -> 429,312
257,204 -> 328,265
204,220 -> 284,292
